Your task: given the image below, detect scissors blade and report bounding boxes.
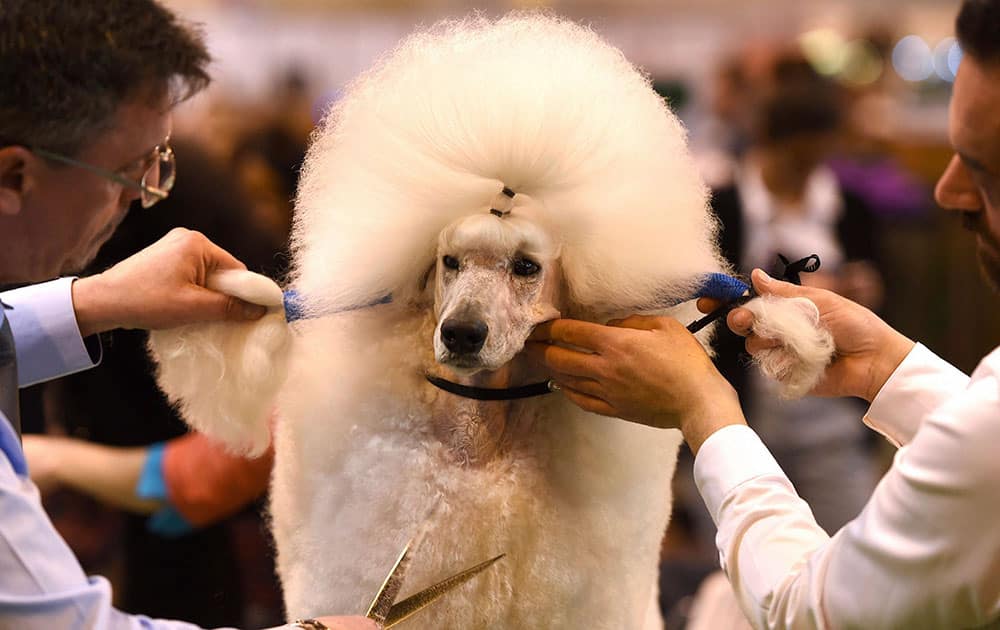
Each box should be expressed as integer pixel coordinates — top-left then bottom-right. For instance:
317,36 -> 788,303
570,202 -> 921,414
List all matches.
365,536 -> 417,624
366,497 -> 443,625
383,553 -> 505,628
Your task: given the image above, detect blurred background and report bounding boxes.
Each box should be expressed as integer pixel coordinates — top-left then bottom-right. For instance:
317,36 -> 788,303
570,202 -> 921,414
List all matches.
20,1 -> 1000,628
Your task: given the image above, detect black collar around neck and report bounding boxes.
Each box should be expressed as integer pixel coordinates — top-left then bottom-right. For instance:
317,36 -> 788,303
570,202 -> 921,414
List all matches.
425,375 -> 555,401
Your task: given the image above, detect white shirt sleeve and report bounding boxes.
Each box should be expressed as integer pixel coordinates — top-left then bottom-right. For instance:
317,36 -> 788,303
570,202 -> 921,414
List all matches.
862,343 -> 970,447
1,278 -> 100,387
694,344 -> 1000,629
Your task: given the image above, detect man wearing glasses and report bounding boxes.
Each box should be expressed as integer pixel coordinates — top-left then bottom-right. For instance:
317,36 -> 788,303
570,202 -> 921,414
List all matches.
31,139 -> 176,210
0,2 -> 371,629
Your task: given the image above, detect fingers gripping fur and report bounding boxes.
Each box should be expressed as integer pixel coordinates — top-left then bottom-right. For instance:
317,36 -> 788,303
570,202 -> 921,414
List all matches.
743,295 -> 835,398
148,272 -> 291,456
207,268 -> 285,307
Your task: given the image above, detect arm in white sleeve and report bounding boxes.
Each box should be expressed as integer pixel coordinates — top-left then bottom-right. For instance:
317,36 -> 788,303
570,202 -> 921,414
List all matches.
695,347 -> 1000,629
1,278 -> 100,387
862,343 -> 969,447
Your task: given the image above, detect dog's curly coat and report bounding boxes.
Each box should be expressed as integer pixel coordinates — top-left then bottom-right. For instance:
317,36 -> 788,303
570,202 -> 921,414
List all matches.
150,14 -> 833,628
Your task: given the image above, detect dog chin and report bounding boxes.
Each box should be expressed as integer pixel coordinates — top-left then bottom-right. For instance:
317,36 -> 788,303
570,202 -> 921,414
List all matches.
439,356 -> 489,373
437,354 -> 510,375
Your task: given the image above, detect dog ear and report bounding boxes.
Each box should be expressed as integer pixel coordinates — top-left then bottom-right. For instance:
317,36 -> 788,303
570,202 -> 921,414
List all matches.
147,271 -> 293,456
411,259 -> 437,308
418,260 -> 436,293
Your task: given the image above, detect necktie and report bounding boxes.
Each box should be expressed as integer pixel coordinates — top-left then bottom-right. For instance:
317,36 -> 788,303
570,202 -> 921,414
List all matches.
0,303 -> 19,439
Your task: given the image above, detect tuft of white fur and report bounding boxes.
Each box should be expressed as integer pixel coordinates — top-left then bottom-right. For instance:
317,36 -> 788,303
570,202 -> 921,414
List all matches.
206,268 -> 284,308
147,271 -> 292,456
743,295 -> 835,398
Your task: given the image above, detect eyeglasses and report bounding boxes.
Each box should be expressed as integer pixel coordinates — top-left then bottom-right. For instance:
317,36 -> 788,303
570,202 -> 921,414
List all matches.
32,139 -> 175,209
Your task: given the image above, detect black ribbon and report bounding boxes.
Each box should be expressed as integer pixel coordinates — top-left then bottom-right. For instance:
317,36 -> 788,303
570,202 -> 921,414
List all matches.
776,253 -> 821,285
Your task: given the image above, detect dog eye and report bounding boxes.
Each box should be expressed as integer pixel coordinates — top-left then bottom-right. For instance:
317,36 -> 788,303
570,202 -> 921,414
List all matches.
442,255 -> 460,270
512,258 -> 541,276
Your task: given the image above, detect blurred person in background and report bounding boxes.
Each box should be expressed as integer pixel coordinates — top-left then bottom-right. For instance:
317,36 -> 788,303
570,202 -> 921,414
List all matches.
232,124 -> 307,254
712,58 -> 882,535
829,28 -> 930,224
661,55 -> 884,626
227,69 -> 312,272
691,57 -> 754,190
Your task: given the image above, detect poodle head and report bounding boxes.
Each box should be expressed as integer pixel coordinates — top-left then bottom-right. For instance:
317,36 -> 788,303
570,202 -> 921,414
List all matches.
433,202 -> 561,372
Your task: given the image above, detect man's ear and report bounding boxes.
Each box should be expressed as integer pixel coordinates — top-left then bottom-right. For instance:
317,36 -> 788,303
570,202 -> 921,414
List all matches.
0,146 -> 33,216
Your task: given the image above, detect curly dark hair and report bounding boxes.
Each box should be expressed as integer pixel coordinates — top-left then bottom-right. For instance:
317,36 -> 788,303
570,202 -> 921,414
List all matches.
957,0 -> 1000,64
0,1 -> 210,155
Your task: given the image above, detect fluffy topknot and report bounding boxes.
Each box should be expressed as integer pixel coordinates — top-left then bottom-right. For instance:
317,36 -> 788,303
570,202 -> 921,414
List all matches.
291,14 -> 723,319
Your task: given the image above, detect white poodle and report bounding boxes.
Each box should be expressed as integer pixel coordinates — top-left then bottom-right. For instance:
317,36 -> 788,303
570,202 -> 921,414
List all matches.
149,14 -> 832,629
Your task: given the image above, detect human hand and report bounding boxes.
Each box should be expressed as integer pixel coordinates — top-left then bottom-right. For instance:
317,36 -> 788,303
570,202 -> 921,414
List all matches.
727,269 -> 913,402
525,316 -> 745,454
71,228 -> 268,336
310,617 -> 379,630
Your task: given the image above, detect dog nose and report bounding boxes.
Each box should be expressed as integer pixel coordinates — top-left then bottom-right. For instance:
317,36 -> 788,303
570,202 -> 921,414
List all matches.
441,319 -> 488,354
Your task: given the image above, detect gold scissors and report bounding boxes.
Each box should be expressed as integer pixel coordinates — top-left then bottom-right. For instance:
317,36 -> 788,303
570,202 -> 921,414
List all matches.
365,503 -> 504,628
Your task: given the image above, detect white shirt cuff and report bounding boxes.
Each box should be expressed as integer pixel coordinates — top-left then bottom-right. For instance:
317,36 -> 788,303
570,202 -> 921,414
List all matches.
863,343 -> 969,448
694,424 -> 787,525
2,278 -> 100,387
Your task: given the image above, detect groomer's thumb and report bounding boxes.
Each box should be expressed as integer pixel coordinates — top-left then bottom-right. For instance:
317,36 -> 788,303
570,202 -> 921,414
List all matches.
751,269 -> 806,298
191,286 -> 268,322
225,296 -> 268,321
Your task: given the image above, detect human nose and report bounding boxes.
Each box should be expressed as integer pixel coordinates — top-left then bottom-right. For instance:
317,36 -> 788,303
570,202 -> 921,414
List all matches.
935,154 -> 983,213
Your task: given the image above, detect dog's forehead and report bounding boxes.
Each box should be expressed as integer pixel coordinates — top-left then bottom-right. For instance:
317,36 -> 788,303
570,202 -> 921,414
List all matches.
439,213 -> 556,259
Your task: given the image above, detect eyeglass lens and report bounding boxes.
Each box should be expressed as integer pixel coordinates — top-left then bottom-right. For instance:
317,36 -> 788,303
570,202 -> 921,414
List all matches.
140,147 -> 175,209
